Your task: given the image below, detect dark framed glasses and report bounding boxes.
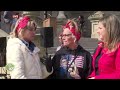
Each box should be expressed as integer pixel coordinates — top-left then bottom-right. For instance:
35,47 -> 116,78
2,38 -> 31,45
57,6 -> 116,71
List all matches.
62,34 -> 72,37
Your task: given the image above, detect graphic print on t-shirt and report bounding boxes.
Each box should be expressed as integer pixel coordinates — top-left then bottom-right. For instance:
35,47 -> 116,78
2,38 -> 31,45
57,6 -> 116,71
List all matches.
60,54 -> 84,79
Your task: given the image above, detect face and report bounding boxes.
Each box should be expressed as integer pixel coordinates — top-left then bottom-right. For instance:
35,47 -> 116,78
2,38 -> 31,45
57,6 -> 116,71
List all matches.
97,22 -> 107,42
23,28 -> 36,42
62,28 -> 75,47
61,59 -> 67,67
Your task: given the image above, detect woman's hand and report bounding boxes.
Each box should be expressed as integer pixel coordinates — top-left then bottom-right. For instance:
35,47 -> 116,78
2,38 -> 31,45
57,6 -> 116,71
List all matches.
70,72 -> 81,79
69,67 -> 81,79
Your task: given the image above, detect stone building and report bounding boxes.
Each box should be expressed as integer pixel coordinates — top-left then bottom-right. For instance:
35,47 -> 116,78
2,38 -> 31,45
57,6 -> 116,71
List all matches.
20,11 -> 120,38
1,11 -> 120,54
1,11 -> 120,37
88,11 -> 120,38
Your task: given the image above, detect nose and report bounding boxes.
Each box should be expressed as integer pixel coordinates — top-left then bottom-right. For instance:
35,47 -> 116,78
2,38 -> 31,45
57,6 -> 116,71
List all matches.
62,36 -> 66,40
97,27 -> 100,34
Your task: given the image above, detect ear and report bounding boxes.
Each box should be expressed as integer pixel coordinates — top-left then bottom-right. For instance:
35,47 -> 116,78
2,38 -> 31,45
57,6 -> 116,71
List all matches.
74,37 -> 77,43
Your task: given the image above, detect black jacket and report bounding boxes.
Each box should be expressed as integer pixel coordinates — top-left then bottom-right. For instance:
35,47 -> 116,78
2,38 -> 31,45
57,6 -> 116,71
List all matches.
47,45 -> 93,79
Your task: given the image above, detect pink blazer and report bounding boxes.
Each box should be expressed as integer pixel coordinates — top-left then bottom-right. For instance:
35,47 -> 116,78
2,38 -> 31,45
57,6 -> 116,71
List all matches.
89,42 -> 120,79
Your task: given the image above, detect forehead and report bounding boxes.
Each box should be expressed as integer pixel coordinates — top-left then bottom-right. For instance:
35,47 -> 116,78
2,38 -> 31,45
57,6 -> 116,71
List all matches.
63,28 -> 72,34
98,22 -> 104,27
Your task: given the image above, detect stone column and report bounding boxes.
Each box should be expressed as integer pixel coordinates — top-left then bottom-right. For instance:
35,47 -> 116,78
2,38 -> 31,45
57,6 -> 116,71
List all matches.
55,11 -> 67,46
88,11 -> 104,38
22,11 -> 43,28
57,11 -> 67,36
57,11 -> 66,19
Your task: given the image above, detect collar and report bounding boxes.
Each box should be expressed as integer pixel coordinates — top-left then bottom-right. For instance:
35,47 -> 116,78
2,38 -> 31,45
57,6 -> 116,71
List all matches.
64,45 -> 83,55
21,39 -> 29,47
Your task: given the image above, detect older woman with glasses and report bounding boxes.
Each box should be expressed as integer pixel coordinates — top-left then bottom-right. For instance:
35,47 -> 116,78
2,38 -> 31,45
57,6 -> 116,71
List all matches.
6,16 -> 51,79
46,19 -> 93,79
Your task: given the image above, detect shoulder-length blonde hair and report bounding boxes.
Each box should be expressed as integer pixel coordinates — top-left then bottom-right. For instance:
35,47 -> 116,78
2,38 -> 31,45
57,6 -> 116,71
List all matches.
10,16 -> 37,38
99,14 -> 120,51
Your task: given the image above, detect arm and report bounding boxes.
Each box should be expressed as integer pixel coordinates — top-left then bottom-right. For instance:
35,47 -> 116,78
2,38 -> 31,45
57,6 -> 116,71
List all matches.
6,43 -> 27,79
46,54 -> 57,79
47,53 -> 61,79
85,52 -> 93,78
70,52 -> 93,79
46,56 -> 53,73
95,48 -> 120,79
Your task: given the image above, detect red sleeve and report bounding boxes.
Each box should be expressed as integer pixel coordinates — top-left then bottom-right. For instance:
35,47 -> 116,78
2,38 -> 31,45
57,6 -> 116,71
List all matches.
95,48 -> 120,79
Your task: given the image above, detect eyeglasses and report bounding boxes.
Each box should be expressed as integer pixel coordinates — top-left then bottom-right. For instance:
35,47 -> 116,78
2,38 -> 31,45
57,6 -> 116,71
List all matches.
62,34 -> 72,37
